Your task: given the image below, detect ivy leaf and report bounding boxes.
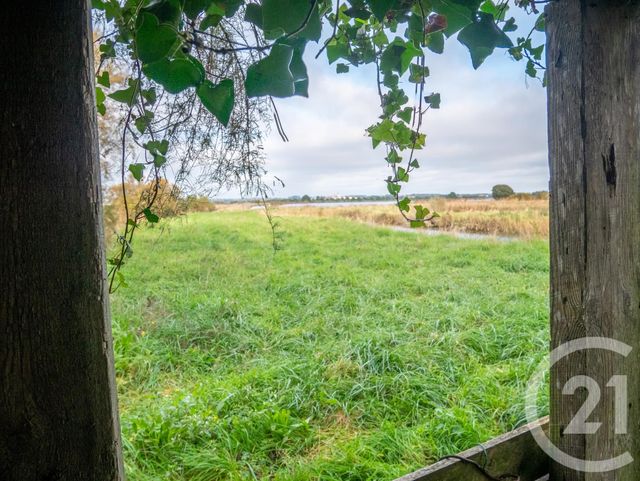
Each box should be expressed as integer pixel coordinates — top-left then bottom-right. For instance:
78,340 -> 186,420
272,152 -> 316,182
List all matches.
245,45 -> 295,98
143,57 -> 204,93
387,181 -> 401,196
144,139 -> 169,155
129,163 -> 145,181
95,87 -> 106,116
386,149 -> 402,164
427,31 -> 445,54
380,38 -> 422,76
425,93 -> 441,109
108,79 -> 140,106
142,0 -> 182,26
201,13 -> 222,29
143,208 -> 160,223
262,0 -> 321,41
134,110 -> 154,133
398,197 -> 411,212
288,48 -> 309,97
135,12 -> 178,64
153,154 -> 167,167
503,17 -> 517,32
336,63 -> 349,74
397,106 -> 413,123
97,71 -> 110,88
430,0 -> 474,37
142,87 -> 157,105
197,79 -> 235,126
183,0 -> 211,19
409,63 -> 429,83
458,12 -> 513,69
396,167 -> 409,182
343,7 -> 371,20
365,0 -> 394,22
326,38 -> 349,64
244,3 -> 263,28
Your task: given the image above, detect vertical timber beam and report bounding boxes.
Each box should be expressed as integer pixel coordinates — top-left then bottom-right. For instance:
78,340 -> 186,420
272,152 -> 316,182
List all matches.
547,1 -> 640,480
0,2 -> 124,480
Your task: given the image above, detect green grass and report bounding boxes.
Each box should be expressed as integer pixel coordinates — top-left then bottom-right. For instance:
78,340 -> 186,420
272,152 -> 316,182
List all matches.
111,211 -> 550,481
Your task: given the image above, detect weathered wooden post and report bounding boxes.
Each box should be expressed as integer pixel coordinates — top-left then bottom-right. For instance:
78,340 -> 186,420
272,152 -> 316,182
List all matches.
547,2 -> 640,480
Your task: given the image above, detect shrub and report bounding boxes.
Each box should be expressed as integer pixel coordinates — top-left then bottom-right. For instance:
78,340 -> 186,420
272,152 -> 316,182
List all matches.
491,184 -> 515,199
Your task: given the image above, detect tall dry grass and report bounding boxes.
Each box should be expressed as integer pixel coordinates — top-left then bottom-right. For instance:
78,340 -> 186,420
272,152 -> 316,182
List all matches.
272,198 -> 549,238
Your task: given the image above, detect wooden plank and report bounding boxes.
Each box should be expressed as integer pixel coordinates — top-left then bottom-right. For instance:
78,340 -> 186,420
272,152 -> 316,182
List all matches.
547,2 -> 640,480
394,418 -> 549,481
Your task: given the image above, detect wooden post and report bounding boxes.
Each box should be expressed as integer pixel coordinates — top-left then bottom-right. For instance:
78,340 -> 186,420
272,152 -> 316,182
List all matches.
547,1 -> 640,480
0,2 -> 124,479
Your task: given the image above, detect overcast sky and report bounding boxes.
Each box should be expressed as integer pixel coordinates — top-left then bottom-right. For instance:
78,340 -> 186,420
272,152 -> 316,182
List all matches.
226,12 -> 548,198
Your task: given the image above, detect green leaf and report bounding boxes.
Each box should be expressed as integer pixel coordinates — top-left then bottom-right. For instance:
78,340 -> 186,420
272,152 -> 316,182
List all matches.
197,79 -> 235,126
143,208 -> 160,223
135,12 -> 178,64
97,71 -> 110,88
525,60 -> 536,78
142,87 -> 157,105
410,220 -> 426,228
427,31 -> 444,54
398,196 -> 411,212
425,92 -> 441,109
184,0 -> 212,19
479,0 -> 508,20
387,181 -> 401,196
144,139 -> 169,155
285,44 -> 309,97
343,7 -> 371,20
380,38 -> 421,75
409,63 -> 429,83
365,0 -> 394,22
415,204 -> 430,219
262,0 -> 321,41
143,57 -> 205,93
396,167 -> 409,182
108,79 -> 140,106
386,149 -> 402,164
142,0 -> 182,25
245,45 -> 295,98
458,12 -> 513,69
134,109 -> 155,133
95,86 -> 106,104
430,0 -> 474,37
326,38 -> 349,64
244,3 -> 263,28
336,63 -> 349,74
129,163 -> 145,181
503,17 -> 517,33
153,154 -> 167,167
398,106 -> 413,123
201,13 -> 223,29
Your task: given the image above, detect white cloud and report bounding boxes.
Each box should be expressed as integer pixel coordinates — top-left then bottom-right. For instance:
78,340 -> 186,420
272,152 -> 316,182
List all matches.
223,13 -> 549,198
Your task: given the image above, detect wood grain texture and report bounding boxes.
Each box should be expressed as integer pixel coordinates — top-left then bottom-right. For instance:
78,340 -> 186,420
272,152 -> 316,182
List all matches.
547,2 -> 640,480
0,1 -> 124,480
393,418 -> 549,481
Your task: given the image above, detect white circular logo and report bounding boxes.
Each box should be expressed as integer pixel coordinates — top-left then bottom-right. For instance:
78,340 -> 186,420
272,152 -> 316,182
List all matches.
525,337 -> 633,472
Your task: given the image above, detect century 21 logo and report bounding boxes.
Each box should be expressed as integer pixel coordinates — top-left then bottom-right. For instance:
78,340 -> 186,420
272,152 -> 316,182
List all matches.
525,337 -> 633,473
562,373 -> 627,435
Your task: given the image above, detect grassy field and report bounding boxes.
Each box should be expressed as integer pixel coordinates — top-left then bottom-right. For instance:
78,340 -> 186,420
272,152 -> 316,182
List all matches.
111,211 -> 550,481
270,198 -> 549,239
